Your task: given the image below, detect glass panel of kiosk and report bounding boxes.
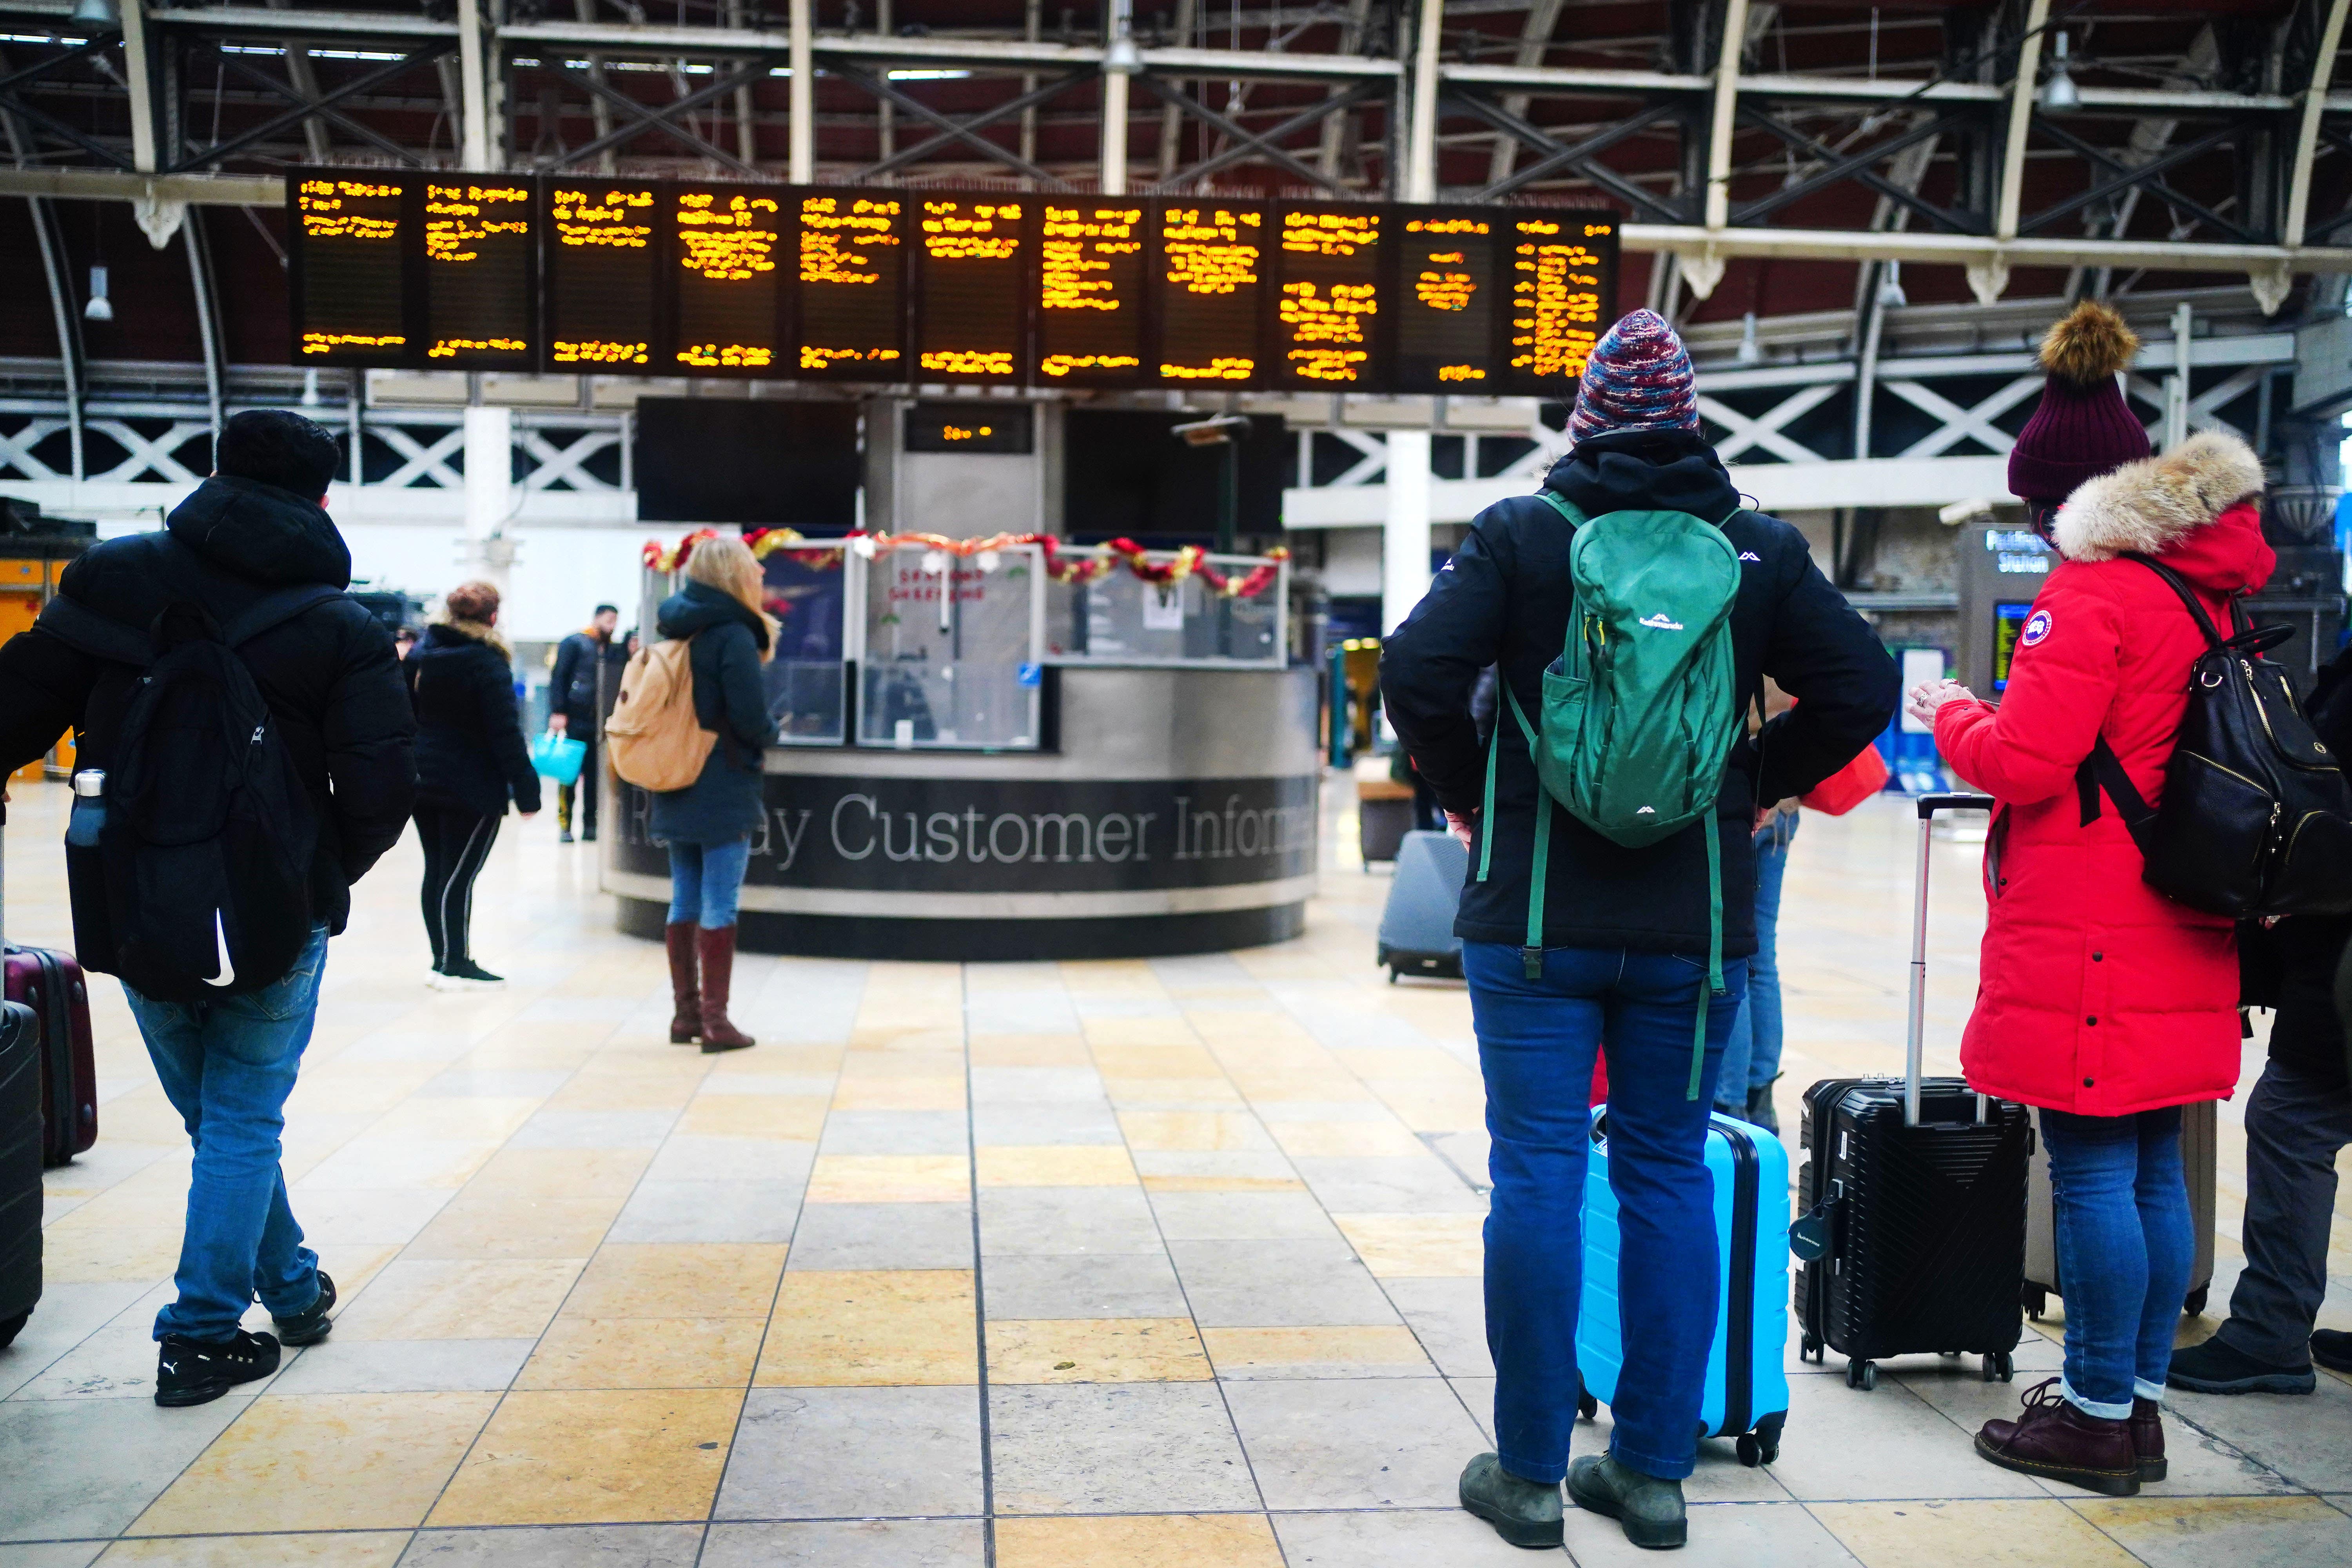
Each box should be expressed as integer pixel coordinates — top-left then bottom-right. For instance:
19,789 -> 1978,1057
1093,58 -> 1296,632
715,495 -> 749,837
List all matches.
1044,552 -> 1287,667
856,543 -> 1045,750
761,541 -> 852,745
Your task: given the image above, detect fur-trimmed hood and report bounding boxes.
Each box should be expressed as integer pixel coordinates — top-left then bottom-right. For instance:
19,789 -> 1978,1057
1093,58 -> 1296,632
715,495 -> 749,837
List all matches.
2053,431 -> 2265,564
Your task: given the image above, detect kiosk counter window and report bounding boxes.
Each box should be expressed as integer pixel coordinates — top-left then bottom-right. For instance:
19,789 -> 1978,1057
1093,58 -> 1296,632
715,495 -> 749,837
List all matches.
859,543 -> 1045,750
1044,549 -> 1288,667
761,541 -> 852,744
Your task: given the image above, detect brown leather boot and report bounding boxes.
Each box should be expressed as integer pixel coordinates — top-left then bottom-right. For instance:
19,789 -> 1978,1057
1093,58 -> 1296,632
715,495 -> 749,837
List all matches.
1975,1379 -> 2141,1496
695,926 -> 755,1053
2131,1396 -> 2165,1482
664,923 -> 701,1044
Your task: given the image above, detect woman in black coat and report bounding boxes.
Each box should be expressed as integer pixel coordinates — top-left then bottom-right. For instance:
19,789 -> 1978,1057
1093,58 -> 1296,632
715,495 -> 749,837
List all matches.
405,579 -> 539,988
652,536 -> 780,1052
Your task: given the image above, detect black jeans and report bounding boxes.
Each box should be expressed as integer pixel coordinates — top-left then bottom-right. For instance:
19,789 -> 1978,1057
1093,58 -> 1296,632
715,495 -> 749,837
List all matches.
555,716 -> 600,835
2218,1060 -> 2352,1365
415,804 -> 499,971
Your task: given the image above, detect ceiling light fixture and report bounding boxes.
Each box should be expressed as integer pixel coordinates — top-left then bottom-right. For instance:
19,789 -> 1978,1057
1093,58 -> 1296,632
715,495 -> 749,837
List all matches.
2040,32 -> 2081,113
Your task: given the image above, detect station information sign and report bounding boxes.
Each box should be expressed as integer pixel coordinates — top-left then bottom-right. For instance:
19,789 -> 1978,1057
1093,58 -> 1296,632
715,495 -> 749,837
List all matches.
285,169 -> 1620,393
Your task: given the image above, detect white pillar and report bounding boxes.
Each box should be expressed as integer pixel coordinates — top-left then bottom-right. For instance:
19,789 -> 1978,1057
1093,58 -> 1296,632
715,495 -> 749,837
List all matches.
457,0 -> 492,169
1703,0 -> 1750,230
1382,429 -> 1433,636
2165,301 -> 2192,451
1403,0 -> 1444,202
119,0 -> 159,174
789,0 -> 815,184
463,404 -> 515,593
1101,74 -> 1131,194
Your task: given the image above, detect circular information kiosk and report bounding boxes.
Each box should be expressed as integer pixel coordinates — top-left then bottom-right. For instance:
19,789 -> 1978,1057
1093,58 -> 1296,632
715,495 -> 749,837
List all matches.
606,531 -> 1317,961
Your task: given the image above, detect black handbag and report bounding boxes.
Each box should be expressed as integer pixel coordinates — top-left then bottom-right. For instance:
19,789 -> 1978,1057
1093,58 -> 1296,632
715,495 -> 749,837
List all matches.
2075,553 -> 2352,919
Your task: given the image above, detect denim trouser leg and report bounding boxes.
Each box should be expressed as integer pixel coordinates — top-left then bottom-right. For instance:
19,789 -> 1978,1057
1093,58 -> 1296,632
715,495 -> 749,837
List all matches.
1715,818 -> 1794,1113
667,837 -> 751,927
2219,1062 -> 2352,1366
666,841 -> 705,924
2040,1105 -> 2193,1416
124,925 -> 330,1342
1467,941 -> 1746,1483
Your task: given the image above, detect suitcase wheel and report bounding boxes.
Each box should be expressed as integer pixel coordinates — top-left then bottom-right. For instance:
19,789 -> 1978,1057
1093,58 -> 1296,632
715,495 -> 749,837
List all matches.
1577,1386 -> 1598,1421
2022,1285 -> 2047,1320
0,1310 -> 25,1350
1982,1350 -> 2014,1383
1387,969 -> 1399,984
1845,1359 -> 1877,1392
2182,1285 -> 2209,1318
1800,1332 -> 1823,1365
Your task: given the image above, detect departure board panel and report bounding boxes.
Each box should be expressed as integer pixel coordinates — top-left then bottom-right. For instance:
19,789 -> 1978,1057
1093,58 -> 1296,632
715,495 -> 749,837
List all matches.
1273,205 -> 1382,388
913,196 -> 1029,382
1036,202 -> 1145,385
1393,210 -> 1497,394
1502,215 -> 1618,396
671,184 -> 785,372
796,191 -> 905,378
547,181 -> 658,368
422,179 -> 534,367
290,173 -> 414,364
1153,202 -> 1265,386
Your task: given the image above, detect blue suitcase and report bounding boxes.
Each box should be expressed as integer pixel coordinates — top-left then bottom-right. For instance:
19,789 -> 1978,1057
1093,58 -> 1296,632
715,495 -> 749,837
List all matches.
1575,1108 -> 1791,1466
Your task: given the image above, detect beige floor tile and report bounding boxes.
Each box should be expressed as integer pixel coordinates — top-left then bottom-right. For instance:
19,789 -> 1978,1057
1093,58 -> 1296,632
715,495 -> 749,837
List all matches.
517,1316 -> 764,1389
332,1258 -> 587,1340
126,1392 -> 498,1535
2073,1495 -> 2352,1566
805,1153 -> 972,1203
1332,1213 -> 1485,1277
971,1034 -> 1094,1067
544,1073 -> 702,1112
706,1043 -> 848,1074
1812,1500 -> 2136,1567
562,1242 -> 788,1319
1104,1077 -> 1250,1110
1142,1172 -> 1307,1193
997,1513 -> 1283,1568
426,1387 -> 743,1525
1267,1120 -> 1426,1159
677,1094 -> 829,1140
403,1194 -> 625,1260
1118,1111 -> 1273,1152
36,1222 -> 185,1283
365,1096 -> 544,1144
976,1146 -> 1139,1187
463,1145 -> 654,1198
1080,1018 -> 1202,1049
987,1318 -> 1213,1384
1090,1044 -> 1223,1077
828,1076 -> 969,1111
756,1269 -> 979,1386
98,1532 -> 413,1566
1200,1325 -> 1436,1377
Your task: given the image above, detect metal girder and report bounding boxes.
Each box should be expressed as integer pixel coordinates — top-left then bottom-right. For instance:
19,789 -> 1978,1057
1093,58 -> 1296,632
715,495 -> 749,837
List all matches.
0,34 -> 133,168
1730,106 -> 1983,233
145,8 -> 459,41
1621,221 -> 2352,276
0,167 -> 279,202
1445,89 -> 1686,219
830,62 -> 1077,185
172,38 -> 450,171
1145,76 -> 1382,194
2021,117 -> 2252,242
543,58 -> 768,174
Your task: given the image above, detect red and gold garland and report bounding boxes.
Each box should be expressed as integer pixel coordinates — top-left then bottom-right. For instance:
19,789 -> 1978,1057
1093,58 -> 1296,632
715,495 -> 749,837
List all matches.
640,528 -> 1289,601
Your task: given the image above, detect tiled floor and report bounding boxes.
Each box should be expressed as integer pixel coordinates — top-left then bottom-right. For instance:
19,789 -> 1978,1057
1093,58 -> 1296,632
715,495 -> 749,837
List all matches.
3,777 -> 2349,1567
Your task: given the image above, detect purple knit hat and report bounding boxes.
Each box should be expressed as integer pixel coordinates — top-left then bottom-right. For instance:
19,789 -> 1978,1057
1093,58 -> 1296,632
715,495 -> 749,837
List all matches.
2008,301 -> 2150,503
1568,309 -> 1700,442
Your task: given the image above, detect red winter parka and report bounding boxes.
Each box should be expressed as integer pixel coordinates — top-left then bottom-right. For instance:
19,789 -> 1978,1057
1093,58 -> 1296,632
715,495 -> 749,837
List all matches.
1934,432 -> 2273,1117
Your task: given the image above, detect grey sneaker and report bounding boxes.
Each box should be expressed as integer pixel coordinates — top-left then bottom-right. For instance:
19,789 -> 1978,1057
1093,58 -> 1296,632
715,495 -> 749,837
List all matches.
1568,1452 -> 1687,1550
1459,1452 -> 1563,1549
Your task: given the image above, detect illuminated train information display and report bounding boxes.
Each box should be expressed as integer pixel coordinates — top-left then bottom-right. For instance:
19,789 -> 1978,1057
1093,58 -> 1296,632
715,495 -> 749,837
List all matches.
287,170 -> 1619,392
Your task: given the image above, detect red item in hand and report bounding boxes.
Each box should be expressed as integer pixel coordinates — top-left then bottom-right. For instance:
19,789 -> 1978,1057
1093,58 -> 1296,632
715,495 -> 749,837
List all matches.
1800,744 -> 1891,816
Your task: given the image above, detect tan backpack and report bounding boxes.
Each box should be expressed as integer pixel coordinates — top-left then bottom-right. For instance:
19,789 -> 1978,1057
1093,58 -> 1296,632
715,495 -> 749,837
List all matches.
604,637 -> 716,791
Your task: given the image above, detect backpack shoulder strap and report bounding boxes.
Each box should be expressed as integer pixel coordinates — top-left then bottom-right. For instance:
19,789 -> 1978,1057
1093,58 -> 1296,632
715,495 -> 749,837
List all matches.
33,593 -> 153,668
2120,552 -> 2225,650
220,583 -> 345,648
1535,490 -> 1585,527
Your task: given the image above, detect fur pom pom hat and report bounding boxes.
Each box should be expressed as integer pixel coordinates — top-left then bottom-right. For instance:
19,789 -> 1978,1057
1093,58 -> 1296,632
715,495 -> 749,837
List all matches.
2008,301 -> 2151,504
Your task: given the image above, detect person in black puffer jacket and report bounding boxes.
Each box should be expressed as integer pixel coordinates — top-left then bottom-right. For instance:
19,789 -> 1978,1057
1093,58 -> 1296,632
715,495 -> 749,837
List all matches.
405,579 -> 540,989
652,535 -> 779,1053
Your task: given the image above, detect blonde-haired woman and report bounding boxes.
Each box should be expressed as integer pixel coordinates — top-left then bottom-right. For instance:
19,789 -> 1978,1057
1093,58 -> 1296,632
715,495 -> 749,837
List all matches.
655,536 -> 780,1052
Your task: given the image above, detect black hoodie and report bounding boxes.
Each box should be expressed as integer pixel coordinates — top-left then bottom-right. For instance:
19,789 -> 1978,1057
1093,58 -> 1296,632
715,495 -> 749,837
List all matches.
1380,429 -> 1898,956
0,475 -> 416,935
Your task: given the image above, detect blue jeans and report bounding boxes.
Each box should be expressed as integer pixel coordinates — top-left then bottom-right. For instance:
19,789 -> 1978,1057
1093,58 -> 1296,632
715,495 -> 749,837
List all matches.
1716,814 -> 1796,1112
1466,941 -> 1748,1483
2041,1105 -> 2194,1417
122,924 -> 329,1343
667,836 -> 752,928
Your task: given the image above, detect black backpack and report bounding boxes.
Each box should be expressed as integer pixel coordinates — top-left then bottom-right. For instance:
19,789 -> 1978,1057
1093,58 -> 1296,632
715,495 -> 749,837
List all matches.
2076,553 -> 2352,919
39,564 -> 340,1002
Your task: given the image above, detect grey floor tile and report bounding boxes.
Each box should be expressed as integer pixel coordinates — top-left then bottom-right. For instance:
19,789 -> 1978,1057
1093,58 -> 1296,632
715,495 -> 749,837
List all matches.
1168,1238 -> 1402,1327
287,1187 -> 459,1246
1274,1507 -> 1562,1566
988,1382 -> 1259,1514
979,1187 -> 1164,1256
398,1523 -> 704,1567
0,1392 -> 253,1540
967,1068 -> 1106,1106
269,1337 -> 537,1394
970,1103 -> 1124,1146
1131,1151 -> 1299,1182
607,1180 -> 801,1243
786,1203 -> 974,1271
717,1386 -> 984,1520
1568,1502 -> 1864,1567
507,1109 -> 678,1149
1385,1277 -> 1493,1379
0,1543 -> 106,1568
1149,1190 -> 1343,1241
816,1111 -> 970,1157
982,1252 -> 1187,1321
0,1283 -> 149,1400
962,998 -> 1082,1035
415,1069 -> 574,1098
1448,1376 -> 1495,1444
1766,1371 -> 2052,1500
1224,1377 -> 1490,1509
1292,1156 -> 1487,1214
701,1520 -> 985,1566
642,1136 -> 818,1183
2165,1368 -> 2352,1492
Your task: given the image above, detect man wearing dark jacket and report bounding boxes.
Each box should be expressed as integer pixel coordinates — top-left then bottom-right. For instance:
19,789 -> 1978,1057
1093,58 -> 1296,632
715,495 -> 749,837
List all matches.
548,602 -> 626,842
0,409 -> 414,1407
1383,311 -> 1896,1550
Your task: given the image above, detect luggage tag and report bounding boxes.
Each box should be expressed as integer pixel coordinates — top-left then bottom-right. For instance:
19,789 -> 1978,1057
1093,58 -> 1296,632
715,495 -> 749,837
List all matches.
1789,1180 -> 1842,1262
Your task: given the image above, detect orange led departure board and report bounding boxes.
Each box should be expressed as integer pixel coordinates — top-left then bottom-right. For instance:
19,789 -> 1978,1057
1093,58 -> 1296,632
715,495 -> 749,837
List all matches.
1394,211 -> 1496,394
547,181 -> 657,368
796,191 -> 905,377
423,180 -> 533,367
292,174 -> 414,364
1037,203 -> 1144,385
672,185 -> 785,372
913,196 -> 1029,381
1273,205 -> 1382,388
1503,216 -> 1617,396
1153,203 -> 1264,386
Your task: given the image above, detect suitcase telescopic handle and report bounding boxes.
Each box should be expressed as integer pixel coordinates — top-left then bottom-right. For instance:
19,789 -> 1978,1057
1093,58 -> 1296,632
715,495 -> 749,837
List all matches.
1908,792 -> 1995,1126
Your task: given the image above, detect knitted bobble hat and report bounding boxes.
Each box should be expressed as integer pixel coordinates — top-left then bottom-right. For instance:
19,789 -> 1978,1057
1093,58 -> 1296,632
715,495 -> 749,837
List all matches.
1568,309 -> 1701,442
2008,301 -> 2150,504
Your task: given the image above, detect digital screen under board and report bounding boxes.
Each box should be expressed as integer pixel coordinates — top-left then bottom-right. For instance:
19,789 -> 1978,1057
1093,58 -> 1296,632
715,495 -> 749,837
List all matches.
422,179 -> 534,367
905,401 -> 1034,454
1394,211 -> 1497,394
1154,203 -> 1265,385
671,184 -> 785,373
1036,202 -> 1145,386
291,173 -> 411,364
546,181 -> 658,368
1502,215 -> 1617,396
913,196 -> 1029,382
796,191 -> 906,378
1273,205 -> 1382,388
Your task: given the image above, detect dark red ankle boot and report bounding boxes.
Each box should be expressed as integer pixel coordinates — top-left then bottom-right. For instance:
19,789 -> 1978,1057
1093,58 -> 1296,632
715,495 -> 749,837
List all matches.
2131,1396 -> 2165,1482
1975,1379 -> 2141,1496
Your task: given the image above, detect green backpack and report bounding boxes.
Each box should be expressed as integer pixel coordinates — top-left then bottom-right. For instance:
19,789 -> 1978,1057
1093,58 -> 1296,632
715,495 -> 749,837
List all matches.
1476,490 -> 1747,1098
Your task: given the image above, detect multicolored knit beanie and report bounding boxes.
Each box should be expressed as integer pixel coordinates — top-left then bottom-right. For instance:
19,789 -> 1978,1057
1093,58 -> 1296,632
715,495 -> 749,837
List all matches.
1568,309 -> 1700,442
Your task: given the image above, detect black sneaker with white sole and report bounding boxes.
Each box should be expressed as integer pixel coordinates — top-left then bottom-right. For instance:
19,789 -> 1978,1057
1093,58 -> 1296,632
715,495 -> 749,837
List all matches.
272,1271 -> 336,1347
155,1330 -> 281,1407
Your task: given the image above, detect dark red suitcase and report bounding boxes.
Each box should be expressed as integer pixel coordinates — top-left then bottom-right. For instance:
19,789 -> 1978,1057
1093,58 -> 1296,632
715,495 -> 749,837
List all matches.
4,945 -> 96,1167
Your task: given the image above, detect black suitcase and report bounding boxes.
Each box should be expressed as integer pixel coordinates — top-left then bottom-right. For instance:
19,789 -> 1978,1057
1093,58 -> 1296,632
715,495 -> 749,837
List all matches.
1376,830 -> 1468,981
1794,793 -> 2031,1390
0,798 -> 40,1350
